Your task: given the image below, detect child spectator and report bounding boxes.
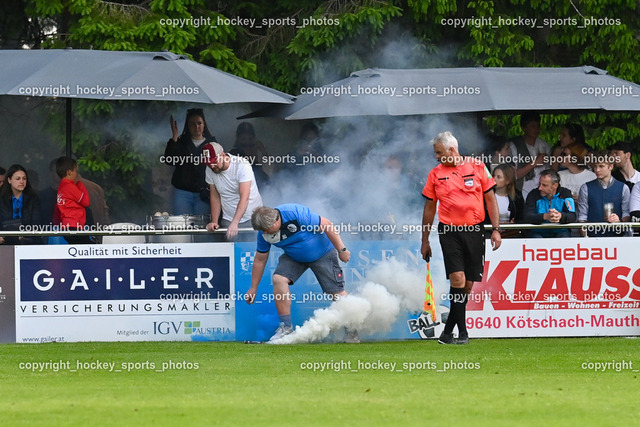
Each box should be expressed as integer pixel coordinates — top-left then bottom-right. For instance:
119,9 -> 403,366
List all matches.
54,157 -> 92,244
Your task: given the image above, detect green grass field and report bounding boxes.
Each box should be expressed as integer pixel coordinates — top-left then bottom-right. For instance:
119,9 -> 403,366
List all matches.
0,338 -> 638,426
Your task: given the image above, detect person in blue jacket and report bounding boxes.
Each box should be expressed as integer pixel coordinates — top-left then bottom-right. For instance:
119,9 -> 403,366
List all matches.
524,169 -> 576,238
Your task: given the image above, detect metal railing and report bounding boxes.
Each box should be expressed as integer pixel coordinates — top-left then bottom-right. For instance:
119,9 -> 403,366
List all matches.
0,222 -> 637,238
478,222 -> 638,240
482,222 -> 640,231
0,227 -> 255,238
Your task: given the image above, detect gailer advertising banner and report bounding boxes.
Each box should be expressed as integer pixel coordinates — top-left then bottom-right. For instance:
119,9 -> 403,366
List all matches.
466,238 -> 640,338
15,243 -> 234,343
10,237 -> 640,343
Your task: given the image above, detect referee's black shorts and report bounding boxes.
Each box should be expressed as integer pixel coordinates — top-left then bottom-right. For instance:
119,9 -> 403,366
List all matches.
437,222 -> 485,282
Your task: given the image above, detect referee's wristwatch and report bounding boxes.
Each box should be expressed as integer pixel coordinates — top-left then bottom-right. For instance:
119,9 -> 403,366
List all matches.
492,226 -> 501,232
340,247 -> 348,252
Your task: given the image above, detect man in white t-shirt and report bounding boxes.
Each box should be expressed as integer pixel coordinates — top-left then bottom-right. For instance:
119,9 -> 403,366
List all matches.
202,142 -> 263,240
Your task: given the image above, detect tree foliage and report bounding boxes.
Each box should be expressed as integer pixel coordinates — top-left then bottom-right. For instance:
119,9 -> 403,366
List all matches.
3,0 -> 640,219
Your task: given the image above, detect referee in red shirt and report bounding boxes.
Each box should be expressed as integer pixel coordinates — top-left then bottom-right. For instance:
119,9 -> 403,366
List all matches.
421,131 -> 502,345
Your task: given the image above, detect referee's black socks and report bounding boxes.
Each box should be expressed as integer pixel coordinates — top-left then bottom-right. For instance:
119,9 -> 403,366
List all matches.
456,289 -> 469,336
443,287 -> 468,335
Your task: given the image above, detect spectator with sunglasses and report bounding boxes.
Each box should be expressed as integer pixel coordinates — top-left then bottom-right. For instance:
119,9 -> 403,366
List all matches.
0,164 -> 43,245
162,108 -> 217,215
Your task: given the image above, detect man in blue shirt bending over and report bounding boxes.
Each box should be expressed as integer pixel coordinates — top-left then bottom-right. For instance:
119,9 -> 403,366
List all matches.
245,203 -> 358,343
524,169 -> 576,238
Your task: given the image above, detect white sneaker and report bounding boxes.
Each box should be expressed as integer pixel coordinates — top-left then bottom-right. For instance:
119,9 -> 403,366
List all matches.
269,322 -> 293,341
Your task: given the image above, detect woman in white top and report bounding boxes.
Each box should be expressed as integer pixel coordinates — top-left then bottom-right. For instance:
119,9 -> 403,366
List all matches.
486,164 -> 524,238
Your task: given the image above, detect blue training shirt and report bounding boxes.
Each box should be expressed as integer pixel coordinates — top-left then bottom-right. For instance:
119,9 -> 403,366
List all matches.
535,192 -> 575,218
256,203 -> 335,263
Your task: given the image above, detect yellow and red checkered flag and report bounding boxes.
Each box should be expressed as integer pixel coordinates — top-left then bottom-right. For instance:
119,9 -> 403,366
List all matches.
424,262 -> 437,322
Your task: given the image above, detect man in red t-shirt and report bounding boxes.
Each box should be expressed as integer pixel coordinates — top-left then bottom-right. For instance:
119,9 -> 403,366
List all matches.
421,131 -> 502,345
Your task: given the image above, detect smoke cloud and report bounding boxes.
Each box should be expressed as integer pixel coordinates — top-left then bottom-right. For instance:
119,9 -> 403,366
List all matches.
256,30 -> 485,343
271,257 -> 424,344
259,114 -> 480,238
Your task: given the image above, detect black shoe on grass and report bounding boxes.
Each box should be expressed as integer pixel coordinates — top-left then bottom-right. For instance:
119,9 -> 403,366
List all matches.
438,332 -> 454,344
454,333 -> 469,345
